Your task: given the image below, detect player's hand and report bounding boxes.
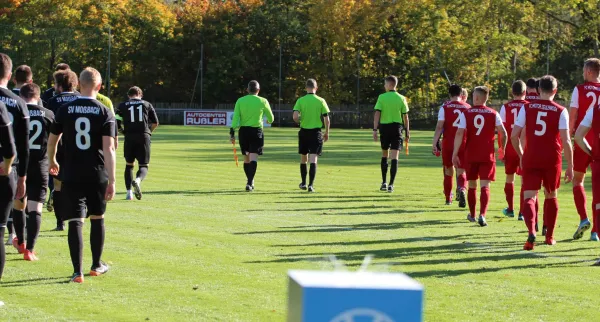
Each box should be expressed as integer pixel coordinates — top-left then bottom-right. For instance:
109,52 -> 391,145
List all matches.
115,137 -> 119,150
452,155 -> 461,168
105,181 -> 116,201
49,160 -> 60,176
432,145 -> 439,156
405,131 -> 410,143
498,148 -> 505,161
564,167 -> 574,184
230,137 -> 235,144
373,130 -> 378,142
323,132 -> 329,142
16,176 -> 26,199
0,162 -> 8,176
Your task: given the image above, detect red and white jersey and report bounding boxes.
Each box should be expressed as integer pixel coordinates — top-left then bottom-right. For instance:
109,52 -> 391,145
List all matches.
438,101 -> 470,148
579,106 -> 600,161
458,106 -> 503,163
500,99 -> 528,153
515,100 -> 569,169
570,82 -> 600,143
525,92 -> 539,101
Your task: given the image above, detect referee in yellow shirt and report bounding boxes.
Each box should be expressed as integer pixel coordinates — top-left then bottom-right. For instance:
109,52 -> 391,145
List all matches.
293,79 -> 330,193
373,75 -> 410,193
230,80 -> 274,192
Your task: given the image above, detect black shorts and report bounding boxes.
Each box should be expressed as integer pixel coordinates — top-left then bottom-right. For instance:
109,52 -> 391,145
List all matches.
298,129 -> 323,156
62,181 -> 108,220
0,169 -> 16,227
379,123 -> 404,150
26,159 -> 49,202
125,134 -> 151,165
239,127 -> 264,155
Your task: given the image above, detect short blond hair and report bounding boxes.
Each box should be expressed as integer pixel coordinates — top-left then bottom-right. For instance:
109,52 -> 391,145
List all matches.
79,67 -> 102,89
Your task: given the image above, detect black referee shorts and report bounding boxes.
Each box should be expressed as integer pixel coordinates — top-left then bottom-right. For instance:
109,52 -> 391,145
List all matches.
26,159 -> 49,202
124,134 -> 151,165
298,128 -> 323,156
379,123 -> 404,151
0,168 -> 16,227
62,180 -> 108,220
239,126 -> 264,156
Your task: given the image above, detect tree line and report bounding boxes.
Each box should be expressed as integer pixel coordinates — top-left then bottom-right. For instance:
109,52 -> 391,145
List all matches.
0,0 -> 599,110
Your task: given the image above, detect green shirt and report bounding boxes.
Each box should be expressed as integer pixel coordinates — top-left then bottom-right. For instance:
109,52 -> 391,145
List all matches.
374,90 -> 409,124
97,93 -> 122,121
293,93 -> 330,129
231,94 -> 274,129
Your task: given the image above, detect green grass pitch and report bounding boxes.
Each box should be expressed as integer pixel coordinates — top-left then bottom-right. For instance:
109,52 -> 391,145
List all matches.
1,126 -> 598,321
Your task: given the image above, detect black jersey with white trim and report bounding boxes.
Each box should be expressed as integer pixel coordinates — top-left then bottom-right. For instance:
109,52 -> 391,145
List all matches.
0,101 -> 16,159
0,87 -> 29,176
26,104 -> 54,163
50,97 -> 116,183
47,92 -> 79,114
116,99 -> 158,136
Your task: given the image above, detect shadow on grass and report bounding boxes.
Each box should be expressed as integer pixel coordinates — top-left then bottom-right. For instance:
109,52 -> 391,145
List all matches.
142,190 -> 300,196
0,276 -> 70,287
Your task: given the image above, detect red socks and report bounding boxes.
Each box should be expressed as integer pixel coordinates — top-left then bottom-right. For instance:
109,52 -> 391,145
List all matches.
457,173 -> 467,191
504,183 -> 514,211
444,175 -> 453,202
523,198 -> 537,235
480,187 -> 490,217
544,198 -> 559,239
573,185 -> 588,221
468,188 -> 476,217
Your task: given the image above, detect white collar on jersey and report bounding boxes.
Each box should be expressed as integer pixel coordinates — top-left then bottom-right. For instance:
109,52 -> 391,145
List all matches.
0,85 -> 7,89
79,96 -> 95,100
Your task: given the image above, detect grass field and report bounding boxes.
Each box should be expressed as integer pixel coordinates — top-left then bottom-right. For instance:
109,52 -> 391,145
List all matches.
1,126 -> 599,321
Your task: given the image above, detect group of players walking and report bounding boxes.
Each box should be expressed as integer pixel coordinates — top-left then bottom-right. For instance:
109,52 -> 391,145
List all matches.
434,58 -> 600,253
0,53 -> 159,283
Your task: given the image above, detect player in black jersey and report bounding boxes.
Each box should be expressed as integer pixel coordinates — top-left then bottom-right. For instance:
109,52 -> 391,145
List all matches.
0,53 -> 29,253
0,101 -> 16,280
116,86 -> 158,200
19,84 -> 54,261
46,69 -> 79,230
41,63 -> 71,106
49,67 -> 116,283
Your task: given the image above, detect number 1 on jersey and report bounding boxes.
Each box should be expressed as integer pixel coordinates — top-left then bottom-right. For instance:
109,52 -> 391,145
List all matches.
129,105 -> 143,122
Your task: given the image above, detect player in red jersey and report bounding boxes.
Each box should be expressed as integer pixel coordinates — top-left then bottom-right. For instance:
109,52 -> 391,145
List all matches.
511,75 -> 573,250
432,85 -> 470,207
460,88 -> 471,107
569,58 -> 600,241
525,78 -> 539,101
453,86 -> 507,226
499,81 -> 528,219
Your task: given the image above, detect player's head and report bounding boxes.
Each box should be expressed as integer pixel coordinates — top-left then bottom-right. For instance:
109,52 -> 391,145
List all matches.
526,78 -> 538,93
306,78 -> 317,93
79,67 -> 102,94
55,63 -> 70,71
473,86 -> 490,105
128,86 -> 143,99
384,75 -> 398,91
448,84 -> 462,98
538,75 -> 558,98
19,83 -> 41,104
53,70 -> 78,93
248,80 -> 260,94
0,53 -> 13,83
511,80 -> 526,98
13,65 -> 33,86
460,88 -> 468,102
583,58 -> 600,82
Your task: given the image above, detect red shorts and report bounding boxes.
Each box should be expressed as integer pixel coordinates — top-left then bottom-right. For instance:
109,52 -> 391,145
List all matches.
574,145 -> 593,173
522,166 -> 562,192
503,150 -> 520,175
466,162 -> 496,181
442,144 -> 465,168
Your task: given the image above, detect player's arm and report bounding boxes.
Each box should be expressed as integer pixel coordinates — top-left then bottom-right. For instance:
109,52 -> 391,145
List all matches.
451,112 -> 466,167
495,112 -> 507,154
47,133 -> 61,176
292,111 -> 300,124
230,101 -> 240,142
103,111 -> 117,201
432,107 -> 445,153
569,87 -> 578,136
559,109 -> 574,183
263,100 -> 274,124
0,110 -> 15,175
149,104 -> 159,133
322,100 -> 331,141
574,106 -> 593,156
14,103 -> 30,178
401,97 -> 410,141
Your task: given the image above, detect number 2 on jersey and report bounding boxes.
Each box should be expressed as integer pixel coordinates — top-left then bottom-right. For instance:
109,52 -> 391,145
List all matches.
129,105 -> 143,122
474,115 -> 485,135
452,109 -> 461,127
29,120 -> 42,150
587,92 -> 598,111
75,117 -> 91,150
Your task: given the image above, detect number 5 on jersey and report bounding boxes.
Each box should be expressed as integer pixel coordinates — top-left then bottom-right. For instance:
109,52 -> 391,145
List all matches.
535,111 -> 547,136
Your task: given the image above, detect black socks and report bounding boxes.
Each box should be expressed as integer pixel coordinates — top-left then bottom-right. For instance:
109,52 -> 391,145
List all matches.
309,163 -> 317,186
125,165 -> 134,190
381,157 -> 388,183
68,221 -> 84,275
0,227 -> 5,279
248,161 -> 257,185
90,219 -> 105,268
26,211 -> 41,251
53,190 -> 64,229
12,208 -> 25,245
389,159 -> 398,186
136,166 -> 149,182
300,164 -> 307,185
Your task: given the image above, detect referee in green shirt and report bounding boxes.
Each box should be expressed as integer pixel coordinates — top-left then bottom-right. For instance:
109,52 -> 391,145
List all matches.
293,79 -> 331,193
230,80 -> 275,192
373,75 -> 410,193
